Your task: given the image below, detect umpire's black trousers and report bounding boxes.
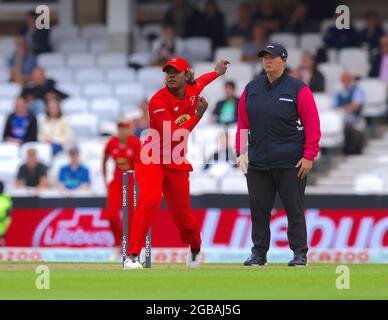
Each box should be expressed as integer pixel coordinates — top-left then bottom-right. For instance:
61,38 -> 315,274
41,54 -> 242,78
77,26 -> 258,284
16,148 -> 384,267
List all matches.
246,167 -> 308,257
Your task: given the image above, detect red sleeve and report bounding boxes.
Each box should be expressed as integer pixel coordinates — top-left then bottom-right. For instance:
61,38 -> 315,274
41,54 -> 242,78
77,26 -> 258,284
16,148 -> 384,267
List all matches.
104,138 -> 113,156
297,86 -> 321,160
235,89 -> 250,154
195,71 -> 219,92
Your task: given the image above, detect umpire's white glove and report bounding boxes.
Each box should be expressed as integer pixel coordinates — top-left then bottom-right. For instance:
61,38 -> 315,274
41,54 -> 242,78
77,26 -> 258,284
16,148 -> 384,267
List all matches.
236,153 -> 248,175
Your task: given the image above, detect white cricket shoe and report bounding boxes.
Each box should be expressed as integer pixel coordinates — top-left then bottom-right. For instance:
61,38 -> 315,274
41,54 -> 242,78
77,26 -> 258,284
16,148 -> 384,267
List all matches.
186,249 -> 201,269
123,255 -> 143,270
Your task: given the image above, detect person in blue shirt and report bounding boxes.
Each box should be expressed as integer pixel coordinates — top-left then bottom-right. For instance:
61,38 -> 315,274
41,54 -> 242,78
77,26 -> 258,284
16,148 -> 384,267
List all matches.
9,36 -> 37,86
58,146 -> 90,191
3,96 -> 37,145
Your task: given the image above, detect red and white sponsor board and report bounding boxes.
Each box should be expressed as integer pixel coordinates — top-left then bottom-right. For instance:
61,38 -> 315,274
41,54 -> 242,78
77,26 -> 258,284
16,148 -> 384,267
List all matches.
4,208 -> 388,250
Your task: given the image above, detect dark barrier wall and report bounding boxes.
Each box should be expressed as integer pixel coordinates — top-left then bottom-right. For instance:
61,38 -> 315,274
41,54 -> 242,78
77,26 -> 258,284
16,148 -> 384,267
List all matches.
12,194 -> 388,209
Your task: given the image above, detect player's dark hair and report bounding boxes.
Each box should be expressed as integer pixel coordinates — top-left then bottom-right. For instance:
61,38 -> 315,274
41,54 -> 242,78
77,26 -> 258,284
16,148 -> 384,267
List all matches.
186,72 -> 197,85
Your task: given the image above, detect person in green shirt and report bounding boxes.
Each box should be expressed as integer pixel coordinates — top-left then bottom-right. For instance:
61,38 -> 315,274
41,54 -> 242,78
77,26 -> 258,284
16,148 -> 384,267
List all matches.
212,81 -> 239,126
0,181 -> 13,246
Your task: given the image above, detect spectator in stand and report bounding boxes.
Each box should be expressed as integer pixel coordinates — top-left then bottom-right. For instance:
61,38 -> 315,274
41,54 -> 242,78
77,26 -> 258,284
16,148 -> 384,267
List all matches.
134,100 -> 150,138
22,67 -> 68,115
324,14 -> 359,49
58,146 -> 90,191
15,148 -> 48,190
284,1 -> 319,34
228,2 -> 254,42
198,0 -> 226,50
38,97 -> 73,155
151,23 -> 184,66
333,72 -> 366,155
204,132 -> 237,177
164,0 -> 201,38
359,11 -> 385,51
242,22 -> 268,63
253,0 -> 282,34
369,35 -> 388,84
0,181 -> 12,247
212,81 -> 239,126
3,96 -> 37,145
298,52 -> 325,92
19,10 -> 52,55
9,36 -> 37,86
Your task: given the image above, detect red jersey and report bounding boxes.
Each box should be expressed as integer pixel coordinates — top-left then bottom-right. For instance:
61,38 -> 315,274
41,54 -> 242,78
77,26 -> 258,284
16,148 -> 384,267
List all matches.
104,135 -> 141,180
141,72 -> 219,171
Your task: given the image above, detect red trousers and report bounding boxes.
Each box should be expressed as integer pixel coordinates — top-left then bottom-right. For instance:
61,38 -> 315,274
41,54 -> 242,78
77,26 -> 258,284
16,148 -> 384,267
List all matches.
106,177 -> 134,247
127,162 -> 201,256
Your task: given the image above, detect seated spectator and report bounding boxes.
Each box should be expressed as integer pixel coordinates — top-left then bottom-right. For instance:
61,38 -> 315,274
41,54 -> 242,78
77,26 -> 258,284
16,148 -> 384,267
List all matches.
359,11 -> 385,51
38,97 -> 73,155
228,2 -> 254,42
152,23 -> 184,66
15,148 -> 48,190
253,0 -> 282,34
242,22 -> 268,62
3,96 -> 37,145
212,81 -> 239,126
9,36 -> 37,86
164,0 -> 201,38
333,72 -> 366,155
323,15 -> 359,49
198,0 -> 226,50
204,132 -> 237,177
135,100 -> 150,138
298,52 -> 325,92
0,181 -> 12,247
369,35 -> 388,84
284,1 -> 319,34
22,67 -> 68,115
19,10 -> 52,55
58,146 -> 90,191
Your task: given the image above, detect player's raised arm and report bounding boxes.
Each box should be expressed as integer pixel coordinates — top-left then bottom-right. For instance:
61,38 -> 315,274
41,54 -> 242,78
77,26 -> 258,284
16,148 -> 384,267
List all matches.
195,59 -> 230,91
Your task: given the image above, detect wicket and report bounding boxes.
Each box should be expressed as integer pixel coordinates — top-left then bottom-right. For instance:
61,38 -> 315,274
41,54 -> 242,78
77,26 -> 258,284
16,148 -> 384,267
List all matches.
122,170 -> 151,268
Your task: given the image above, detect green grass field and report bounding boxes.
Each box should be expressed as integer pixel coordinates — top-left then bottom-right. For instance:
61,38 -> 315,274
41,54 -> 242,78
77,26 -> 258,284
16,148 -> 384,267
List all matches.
1,263 -> 387,300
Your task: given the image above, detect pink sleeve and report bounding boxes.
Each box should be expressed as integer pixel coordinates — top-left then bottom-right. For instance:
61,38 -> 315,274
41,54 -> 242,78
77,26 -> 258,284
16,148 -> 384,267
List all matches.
297,86 -> 321,160
235,89 -> 250,154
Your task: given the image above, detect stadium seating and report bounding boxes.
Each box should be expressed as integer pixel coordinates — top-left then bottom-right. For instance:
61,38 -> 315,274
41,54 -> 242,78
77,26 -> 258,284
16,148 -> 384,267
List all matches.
338,48 -> 369,77
97,53 -> 127,68
106,68 -> 136,82
214,47 -> 242,64
67,53 -> 96,67
80,24 -> 107,39
0,83 -> 21,99
74,68 -> 104,82
46,67 -> 73,82
89,38 -> 109,54
269,32 -> 298,48
182,37 -> 212,63
90,98 -> 121,121
62,97 -> 89,114
319,110 -> 345,148
58,39 -> 88,53
68,113 -> 99,137
359,78 -> 387,118
313,93 -> 332,111
37,53 -> 66,68
300,33 -> 323,55
0,99 -> 15,115
0,36 -> 16,58
83,83 -> 112,97
220,175 -> 248,194
286,48 -> 303,69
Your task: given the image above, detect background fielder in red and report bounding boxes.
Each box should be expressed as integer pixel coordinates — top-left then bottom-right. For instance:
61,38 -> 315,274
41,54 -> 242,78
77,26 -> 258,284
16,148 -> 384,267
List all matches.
103,120 -> 141,248
125,56 -> 229,269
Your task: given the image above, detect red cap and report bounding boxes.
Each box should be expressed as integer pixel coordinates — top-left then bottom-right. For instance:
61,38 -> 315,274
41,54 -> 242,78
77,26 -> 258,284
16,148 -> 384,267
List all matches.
162,56 -> 190,72
117,118 -> 131,128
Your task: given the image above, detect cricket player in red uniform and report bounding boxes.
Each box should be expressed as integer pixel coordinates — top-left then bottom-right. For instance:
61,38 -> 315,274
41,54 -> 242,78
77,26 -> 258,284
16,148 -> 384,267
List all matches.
124,56 -> 229,269
103,119 -> 141,257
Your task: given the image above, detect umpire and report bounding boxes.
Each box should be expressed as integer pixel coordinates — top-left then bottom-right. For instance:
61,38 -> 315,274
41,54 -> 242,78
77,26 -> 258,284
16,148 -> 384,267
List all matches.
235,44 -> 321,266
